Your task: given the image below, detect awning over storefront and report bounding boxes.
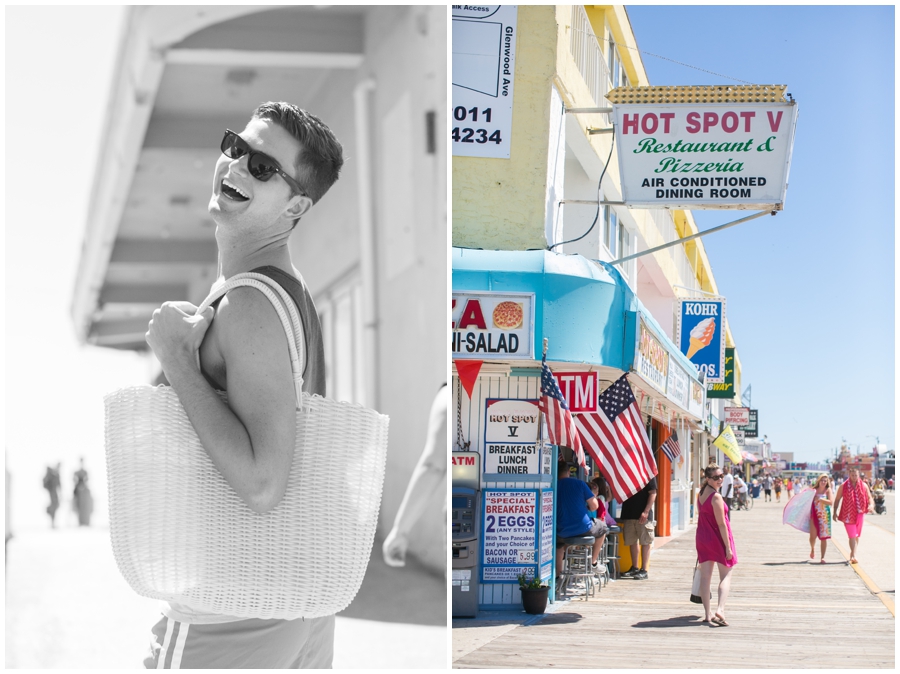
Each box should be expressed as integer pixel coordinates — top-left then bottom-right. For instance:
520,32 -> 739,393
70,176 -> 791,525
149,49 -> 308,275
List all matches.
453,247 -> 630,367
452,248 -> 706,425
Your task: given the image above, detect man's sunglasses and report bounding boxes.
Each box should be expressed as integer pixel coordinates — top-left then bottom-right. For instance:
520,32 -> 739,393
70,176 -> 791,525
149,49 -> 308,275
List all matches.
220,129 -> 306,197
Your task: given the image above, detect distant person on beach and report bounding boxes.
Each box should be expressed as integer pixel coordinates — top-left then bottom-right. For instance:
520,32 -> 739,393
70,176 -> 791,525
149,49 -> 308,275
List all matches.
42,464 -> 61,528
809,474 -> 833,563
72,458 -> 94,527
383,384 -> 447,569
832,467 -> 874,564
696,464 -> 737,627
774,477 -> 782,503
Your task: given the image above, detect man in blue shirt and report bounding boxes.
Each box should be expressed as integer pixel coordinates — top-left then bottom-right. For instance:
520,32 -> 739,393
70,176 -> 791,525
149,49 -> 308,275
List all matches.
556,462 -> 609,574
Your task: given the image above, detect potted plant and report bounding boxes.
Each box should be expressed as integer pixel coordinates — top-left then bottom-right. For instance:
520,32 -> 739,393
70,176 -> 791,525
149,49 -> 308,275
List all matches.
517,573 -> 549,615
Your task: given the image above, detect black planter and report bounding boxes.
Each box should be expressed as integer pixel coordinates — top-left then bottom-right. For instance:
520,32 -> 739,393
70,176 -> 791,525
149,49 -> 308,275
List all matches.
519,586 -> 549,615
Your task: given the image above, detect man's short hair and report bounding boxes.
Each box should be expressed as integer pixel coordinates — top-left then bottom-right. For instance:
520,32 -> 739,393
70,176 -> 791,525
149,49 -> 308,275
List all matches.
252,101 -> 344,204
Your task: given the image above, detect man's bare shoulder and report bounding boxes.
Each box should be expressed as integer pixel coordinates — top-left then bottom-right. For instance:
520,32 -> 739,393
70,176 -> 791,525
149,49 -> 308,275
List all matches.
212,287 -> 287,353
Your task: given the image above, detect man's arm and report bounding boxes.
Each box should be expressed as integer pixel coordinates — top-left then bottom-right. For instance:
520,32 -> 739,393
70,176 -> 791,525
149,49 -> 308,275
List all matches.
147,290 -> 297,513
383,389 -> 448,566
832,483 -> 843,520
640,490 -> 657,524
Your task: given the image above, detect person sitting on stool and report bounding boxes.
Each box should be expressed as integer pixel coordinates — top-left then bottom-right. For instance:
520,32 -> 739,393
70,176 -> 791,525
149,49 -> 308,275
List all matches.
556,461 -> 608,574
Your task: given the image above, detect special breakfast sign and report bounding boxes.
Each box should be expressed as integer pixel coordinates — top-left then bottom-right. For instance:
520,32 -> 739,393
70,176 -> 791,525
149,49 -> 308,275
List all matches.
609,85 -> 799,210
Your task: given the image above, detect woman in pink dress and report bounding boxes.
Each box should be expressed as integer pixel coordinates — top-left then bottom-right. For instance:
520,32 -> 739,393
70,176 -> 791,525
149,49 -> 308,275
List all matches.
696,464 -> 737,627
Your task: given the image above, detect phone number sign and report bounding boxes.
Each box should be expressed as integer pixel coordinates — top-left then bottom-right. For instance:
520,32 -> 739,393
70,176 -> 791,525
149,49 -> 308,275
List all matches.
481,489 -> 538,582
451,5 -> 517,158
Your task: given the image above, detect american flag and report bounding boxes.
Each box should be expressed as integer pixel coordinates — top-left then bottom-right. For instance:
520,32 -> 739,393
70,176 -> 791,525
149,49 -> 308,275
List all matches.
660,432 -> 681,463
574,374 -> 657,502
539,356 -> 585,468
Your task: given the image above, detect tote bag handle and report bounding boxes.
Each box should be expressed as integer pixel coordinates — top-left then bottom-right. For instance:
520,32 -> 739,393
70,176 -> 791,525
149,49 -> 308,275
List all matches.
197,272 -> 306,408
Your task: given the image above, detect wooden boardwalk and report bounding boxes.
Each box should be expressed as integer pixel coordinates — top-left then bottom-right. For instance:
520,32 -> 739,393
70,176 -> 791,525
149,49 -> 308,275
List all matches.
454,495 -> 895,668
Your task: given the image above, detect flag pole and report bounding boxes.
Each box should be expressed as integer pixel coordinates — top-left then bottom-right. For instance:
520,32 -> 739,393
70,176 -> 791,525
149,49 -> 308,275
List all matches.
536,339 -> 545,448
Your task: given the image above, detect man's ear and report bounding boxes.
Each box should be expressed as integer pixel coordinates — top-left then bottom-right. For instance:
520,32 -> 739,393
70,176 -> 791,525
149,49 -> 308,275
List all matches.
284,194 -> 312,221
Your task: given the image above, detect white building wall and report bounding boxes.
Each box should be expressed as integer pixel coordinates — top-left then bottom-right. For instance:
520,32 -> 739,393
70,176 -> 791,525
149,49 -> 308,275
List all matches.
291,6 -> 447,574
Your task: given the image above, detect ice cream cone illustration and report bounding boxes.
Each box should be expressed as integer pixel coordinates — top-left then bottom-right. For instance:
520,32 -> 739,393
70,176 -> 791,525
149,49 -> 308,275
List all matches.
686,317 -> 715,358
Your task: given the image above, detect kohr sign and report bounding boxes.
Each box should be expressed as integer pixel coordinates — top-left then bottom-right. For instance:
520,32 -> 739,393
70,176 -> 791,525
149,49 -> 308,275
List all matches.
676,299 -> 726,383
614,102 -> 798,209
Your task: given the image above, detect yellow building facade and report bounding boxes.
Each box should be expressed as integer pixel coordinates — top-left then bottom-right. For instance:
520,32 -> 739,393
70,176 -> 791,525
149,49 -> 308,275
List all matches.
452,5 -> 750,536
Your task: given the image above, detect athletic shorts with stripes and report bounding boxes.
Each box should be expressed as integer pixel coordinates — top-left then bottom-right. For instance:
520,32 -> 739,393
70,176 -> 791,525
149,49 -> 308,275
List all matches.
143,613 -> 335,669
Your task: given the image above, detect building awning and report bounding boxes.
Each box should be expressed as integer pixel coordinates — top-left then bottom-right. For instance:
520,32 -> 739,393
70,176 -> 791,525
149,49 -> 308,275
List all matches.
452,247 -> 706,425
453,247 -> 631,367
70,6 -> 368,351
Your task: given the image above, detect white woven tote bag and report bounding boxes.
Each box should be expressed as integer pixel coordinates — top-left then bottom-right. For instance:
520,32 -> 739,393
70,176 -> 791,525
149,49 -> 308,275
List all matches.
104,272 -> 389,620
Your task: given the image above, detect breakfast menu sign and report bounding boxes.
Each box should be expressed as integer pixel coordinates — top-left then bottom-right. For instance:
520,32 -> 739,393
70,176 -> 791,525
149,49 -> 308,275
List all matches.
452,291 -> 535,360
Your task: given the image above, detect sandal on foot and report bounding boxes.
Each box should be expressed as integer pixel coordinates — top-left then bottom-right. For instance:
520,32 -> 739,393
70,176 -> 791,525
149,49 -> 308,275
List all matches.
820,559 -> 826,564
711,615 -> 729,627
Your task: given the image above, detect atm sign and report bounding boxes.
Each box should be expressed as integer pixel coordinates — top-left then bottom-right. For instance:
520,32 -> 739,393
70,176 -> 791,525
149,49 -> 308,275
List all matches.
552,371 -> 597,413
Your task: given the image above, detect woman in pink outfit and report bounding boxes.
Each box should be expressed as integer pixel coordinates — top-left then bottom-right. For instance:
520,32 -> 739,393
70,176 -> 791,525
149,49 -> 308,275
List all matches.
832,467 -> 874,564
808,474 -> 833,563
695,464 -> 737,627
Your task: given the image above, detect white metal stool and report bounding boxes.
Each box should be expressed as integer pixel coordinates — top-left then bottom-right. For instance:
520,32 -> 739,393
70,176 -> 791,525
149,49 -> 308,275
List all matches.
557,535 -> 597,600
606,525 -> 621,580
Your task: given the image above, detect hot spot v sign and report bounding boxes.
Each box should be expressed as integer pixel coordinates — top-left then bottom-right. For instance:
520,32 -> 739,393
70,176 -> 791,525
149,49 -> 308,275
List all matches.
613,101 -> 798,209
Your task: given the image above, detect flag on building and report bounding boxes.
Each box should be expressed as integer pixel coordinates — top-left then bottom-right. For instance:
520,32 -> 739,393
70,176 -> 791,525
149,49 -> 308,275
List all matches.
660,432 -> 681,463
539,356 -> 585,467
713,424 -> 742,464
574,373 -> 657,502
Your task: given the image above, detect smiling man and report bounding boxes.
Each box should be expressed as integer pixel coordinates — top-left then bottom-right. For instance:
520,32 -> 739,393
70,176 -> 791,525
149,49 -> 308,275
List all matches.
143,102 -> 343,669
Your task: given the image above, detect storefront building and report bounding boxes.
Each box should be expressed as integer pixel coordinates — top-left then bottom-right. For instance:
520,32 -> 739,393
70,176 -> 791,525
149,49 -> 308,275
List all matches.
70,6 -> 448,573
452,6 -> 748,611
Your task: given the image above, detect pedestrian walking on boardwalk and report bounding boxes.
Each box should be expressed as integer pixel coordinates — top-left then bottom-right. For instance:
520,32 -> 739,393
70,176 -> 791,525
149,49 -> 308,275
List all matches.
695,464 -> 737,627
808,474 -> 833,563
42,464 -> 61,529
832,467 -> 874,564
774,477 -> 782,502
719,465 -> 734,519
72,458 -> 93,527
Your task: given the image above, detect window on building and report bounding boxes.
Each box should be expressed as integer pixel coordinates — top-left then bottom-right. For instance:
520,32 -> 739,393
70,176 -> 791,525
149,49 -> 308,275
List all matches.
608,35 -> 620,89
607,30 -> 629,89
618,223 -> 634,280
316,271 -> 365,405
603,204 -> 618,257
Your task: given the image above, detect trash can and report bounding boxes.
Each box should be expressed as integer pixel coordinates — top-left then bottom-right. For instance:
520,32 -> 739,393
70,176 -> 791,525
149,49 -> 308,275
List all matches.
752,484 -> 761,498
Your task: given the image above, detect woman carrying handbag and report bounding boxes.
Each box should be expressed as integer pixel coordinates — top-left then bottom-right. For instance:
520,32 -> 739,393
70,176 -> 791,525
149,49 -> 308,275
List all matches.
695,464 -> 738,627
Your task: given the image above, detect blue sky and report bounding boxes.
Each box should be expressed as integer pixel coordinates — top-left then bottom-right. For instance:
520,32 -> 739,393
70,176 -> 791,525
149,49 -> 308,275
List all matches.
626,5 -> 895,462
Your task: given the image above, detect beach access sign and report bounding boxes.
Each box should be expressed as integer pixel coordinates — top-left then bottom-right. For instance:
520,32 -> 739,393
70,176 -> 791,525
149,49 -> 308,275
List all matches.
452,291 -> 535,360
613,102 -> 798,209
452,5 -> 517,158
676,298 -> 726,383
